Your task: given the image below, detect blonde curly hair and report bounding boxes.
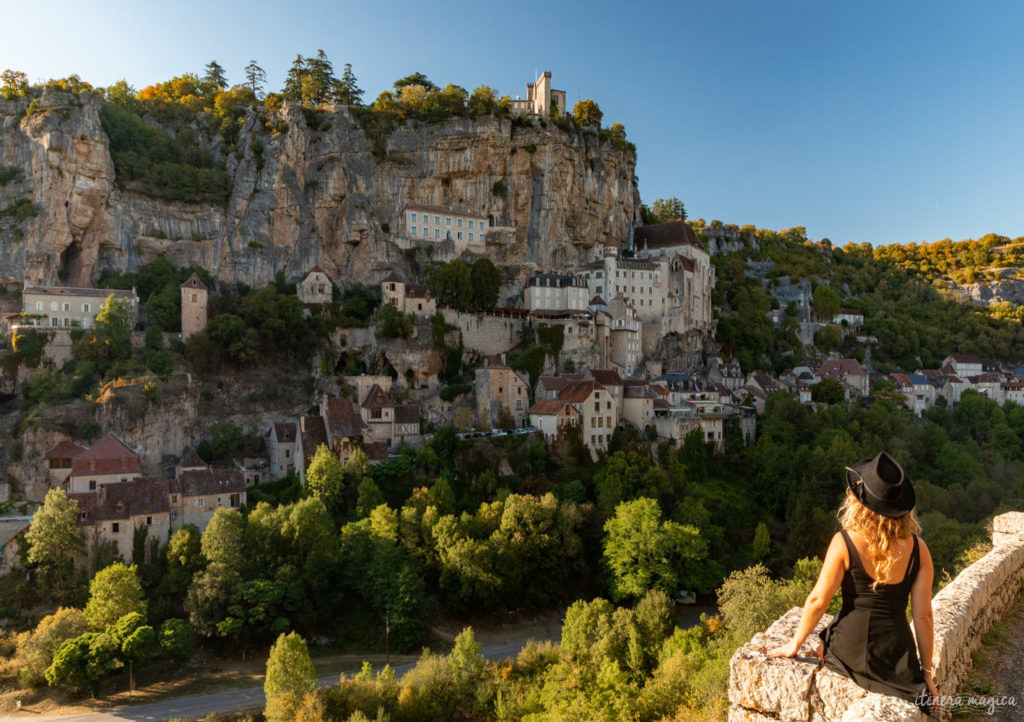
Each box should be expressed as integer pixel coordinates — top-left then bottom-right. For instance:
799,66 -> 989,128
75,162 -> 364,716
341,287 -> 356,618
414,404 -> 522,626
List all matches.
838,488 -> 922,591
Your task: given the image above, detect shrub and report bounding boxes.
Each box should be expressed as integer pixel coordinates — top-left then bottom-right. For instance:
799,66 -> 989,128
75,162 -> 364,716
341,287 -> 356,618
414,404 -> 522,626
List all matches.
523,143 -> 537,153
491,179 -> 507,198
0,164 -> 22,186
2,198 -> 38,221
439,383 -> 472,402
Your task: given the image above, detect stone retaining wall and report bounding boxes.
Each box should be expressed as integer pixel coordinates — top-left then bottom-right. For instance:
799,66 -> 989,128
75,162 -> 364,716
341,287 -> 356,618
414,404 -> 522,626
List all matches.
728,511 -> 1024,721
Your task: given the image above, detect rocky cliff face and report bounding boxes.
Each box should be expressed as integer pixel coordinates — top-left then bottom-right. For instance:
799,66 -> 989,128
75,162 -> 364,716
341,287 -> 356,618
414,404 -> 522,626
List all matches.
947,274 -> 1024,306
0,90 -> 639,289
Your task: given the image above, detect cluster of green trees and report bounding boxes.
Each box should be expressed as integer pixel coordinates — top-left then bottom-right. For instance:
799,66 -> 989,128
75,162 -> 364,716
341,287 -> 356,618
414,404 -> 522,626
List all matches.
713,226 -> 1024,373
425,258 -> 501,312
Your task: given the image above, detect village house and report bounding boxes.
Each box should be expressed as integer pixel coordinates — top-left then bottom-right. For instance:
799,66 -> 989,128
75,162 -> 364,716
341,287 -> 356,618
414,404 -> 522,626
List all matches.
475,354 -> 532,429
942,354 -> 984,379
557,379 -> 618,458
381,272 -> 437,315
528,399 -> 582,444
707,356 -> 745,391
833,308 -> 864,328
889,373 -> 936,415
403,204 -> 489,244
296,414 -> 329,486
19,284 -> 139,331
320,395 -> 372,464
359,383 -> 422,448
173,468 -> 246,530
534,374 -> 586,402
297,265 -> 332,305
816,359 -> 870,397
71,476 -> 171,562
0,517 -> 32,576
265,422 -> 298,478
587,369 -> 626,412
44,439 -> 86,486
65,434 -> 142,494
595,295 -> 642,376
510,70 -> 567,117
525,273 -> 589,314
621,383 -> 659,430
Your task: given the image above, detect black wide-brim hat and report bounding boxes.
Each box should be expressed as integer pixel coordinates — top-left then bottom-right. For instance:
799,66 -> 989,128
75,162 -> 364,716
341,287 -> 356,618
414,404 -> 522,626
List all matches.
845,452 -> 915,518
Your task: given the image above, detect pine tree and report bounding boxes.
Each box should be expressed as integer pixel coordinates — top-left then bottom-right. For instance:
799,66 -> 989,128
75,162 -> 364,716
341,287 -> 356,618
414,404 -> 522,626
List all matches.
333,63 -> 363,105
264,632 -> 318,722
244,60 -> 267,99
203,60 -> 227,92
282,55 -> 306,101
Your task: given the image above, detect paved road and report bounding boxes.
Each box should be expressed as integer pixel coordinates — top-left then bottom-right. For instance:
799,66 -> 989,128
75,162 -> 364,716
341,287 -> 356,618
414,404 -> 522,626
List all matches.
0,642 -> 538,722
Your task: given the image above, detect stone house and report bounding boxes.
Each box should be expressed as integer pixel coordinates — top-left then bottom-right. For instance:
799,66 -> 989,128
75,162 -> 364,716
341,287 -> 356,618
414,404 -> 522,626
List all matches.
475,355 -> 532,428
297,264 -> 332,305
360,384 -> 395,443
20,284 -> 138,331
66,434 -> 142,494
173,468 -> 246,530
403,204 -> 489,245
832,309 -> 864,328
528,399 -> 581,444
525,272 -> 589,314
0,518 -> 32,576
265,422 -> 298,478
588,369 -> 626,413
654,413 -> 728,452
815,359 -> 870,396
296,415 -> 329,486
321,395 -> 372,463
889,373 -> 936,414
534,374 -> 585,402
595,296 -> 642,376
621,383 -> 658,431
44,439 -> 86,486
557,379 -> 618,458
71,476 -> 171,562
942,354 -> 984,378
381,272 -> 437,315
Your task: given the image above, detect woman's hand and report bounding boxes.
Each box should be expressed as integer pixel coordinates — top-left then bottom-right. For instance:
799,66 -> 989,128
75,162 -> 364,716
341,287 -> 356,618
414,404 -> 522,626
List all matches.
924,673 -> 938,714
767,639 -> 823,659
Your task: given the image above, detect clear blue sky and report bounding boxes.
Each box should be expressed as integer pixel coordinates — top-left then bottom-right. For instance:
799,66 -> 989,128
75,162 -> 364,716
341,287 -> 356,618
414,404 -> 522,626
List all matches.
7,0 -> 1024,246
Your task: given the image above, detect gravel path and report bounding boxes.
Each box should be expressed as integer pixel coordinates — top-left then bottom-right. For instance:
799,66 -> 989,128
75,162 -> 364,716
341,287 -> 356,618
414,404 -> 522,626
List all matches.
963,594 -> 1024,721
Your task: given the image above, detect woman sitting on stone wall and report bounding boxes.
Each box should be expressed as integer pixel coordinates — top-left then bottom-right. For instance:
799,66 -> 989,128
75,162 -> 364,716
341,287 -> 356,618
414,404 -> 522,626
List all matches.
768,452 -> 938,719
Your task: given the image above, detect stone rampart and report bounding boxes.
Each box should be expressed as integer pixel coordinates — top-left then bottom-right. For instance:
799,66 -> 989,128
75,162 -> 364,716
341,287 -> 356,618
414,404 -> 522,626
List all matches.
728,511 -> 1024,721
441,309 -> 523,357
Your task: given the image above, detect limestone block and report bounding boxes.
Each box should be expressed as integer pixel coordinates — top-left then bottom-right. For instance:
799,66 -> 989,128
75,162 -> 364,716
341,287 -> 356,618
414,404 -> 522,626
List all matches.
843,692 -> 922,721
993,511 -> 1024,546
728,705 -> 779,722
811,665 -> 869,719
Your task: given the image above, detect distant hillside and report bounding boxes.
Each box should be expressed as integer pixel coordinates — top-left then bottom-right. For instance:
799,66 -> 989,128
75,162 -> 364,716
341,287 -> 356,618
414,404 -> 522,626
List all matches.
703,224 -> 1024,373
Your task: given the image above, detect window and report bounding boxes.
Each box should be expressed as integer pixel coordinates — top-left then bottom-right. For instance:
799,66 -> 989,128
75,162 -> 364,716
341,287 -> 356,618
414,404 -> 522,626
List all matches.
446,217 -> 451,226
63,303 -> 70,312
607,416 -> 612,427
230,493 -> 240,507
591,417 -> 596,428
423,227 -> 429,236
82,318 -> 89,329
82,303 -> 90,312
468,220 -> 474,228
112,522 -> 120,533
411,226 -> 417,234
51,301 -> 58,311
498,387 -> 503,394
35,301 -> 42,311
457,218 -> 463,227
171,494 -> 178,503
197,498 -> 205,507
593,402 -> 599,412
50,317 -> 58,327
468,233 -> 473,240
457,232 -> 462,240
411,212 -> 417,222
285,449 -> 290,458
63,317 -> 70,327
146,516 -> 152,526
434,216 -> 440,224
598,417 -> 603,427
434,228 -> 440,238
89,480 -> 96,490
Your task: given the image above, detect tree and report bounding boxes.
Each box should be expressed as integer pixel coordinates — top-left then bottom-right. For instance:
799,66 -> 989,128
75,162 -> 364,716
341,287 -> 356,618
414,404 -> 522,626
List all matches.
16,608 -> 89,687
573,99 -> 603,127
109,612 -> 155,692
95,293 -> 136,358
810,378 -> 846,405
378,303 -> 414,338
84,563 -> 147,630
244,60 -> 267,99
334,63 -> 363,105
46,631 -> 121,697
496,407 -> 515,432
355,478 -> 386,519
265,632 -> 318,722
203,60 -> 227,92
431,259 -> 473,311
25,488 -> 85,600
468,85 -> 498,116
282,54 -> 306,100
159,618 -> 195,665
201,508 -> 246,570
602,497 -> 707,601
811,284 -> 842,319
470,258 -> 501,310
301,49 -> 337,105
648,197 -> 687,223
1,69 -> 29,99
394,72 -> 436,92
752,521 -> 771,561
306,444 -> 345,506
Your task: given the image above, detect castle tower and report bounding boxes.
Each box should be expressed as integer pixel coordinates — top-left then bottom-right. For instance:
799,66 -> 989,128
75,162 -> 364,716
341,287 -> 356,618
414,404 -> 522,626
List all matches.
180,272 -> 208,340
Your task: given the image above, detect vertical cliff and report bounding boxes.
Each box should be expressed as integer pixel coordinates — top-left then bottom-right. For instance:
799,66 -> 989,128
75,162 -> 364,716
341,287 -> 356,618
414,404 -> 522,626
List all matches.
0,89 -> 639,288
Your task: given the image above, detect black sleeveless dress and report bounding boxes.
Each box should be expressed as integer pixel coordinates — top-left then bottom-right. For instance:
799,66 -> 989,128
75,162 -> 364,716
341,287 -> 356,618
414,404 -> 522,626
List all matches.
817,529 -> 929,712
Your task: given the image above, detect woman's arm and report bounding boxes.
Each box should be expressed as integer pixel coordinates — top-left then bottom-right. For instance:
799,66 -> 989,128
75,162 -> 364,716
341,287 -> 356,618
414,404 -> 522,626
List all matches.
911,538 -> 938,709
768,532 -> 846,658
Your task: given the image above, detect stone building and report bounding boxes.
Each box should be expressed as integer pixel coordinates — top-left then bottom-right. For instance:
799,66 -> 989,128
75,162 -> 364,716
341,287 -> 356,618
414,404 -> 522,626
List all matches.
71,476 -> 171,561
528,399 -> 581,444
265,422 -> 298,478
173,468 -> 246,530
297,264 -> 332,304
66,434 -> 141,494
44,439 -> 86,487
595,295 -> 642,376
403,204 -> 489,244
510,71 -> 567,117
557,379 -> 618,458
180,273 -> 208,340
475,354 -> 532,429
525,272 -> 589,314
20,284 -> 138,331
381,272 -> 437,315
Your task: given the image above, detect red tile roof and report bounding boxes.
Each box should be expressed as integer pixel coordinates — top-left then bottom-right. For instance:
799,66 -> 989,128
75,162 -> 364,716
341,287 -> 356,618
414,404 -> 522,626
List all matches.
300,415 -> 328,468
529,399 -> 579,416
362,384 -> 393,409
271,422 -> 297,443
71,434 -> 141,478
178,447 -> 208,469
382,271 -> 403,284
394,405 -> 420,424
44,439 -> 86,461
558,380 -> 606,404
325,397 -> 368,438
405,284 -> 434,299
180,272 -> 208,291
589,369 -> 624,387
